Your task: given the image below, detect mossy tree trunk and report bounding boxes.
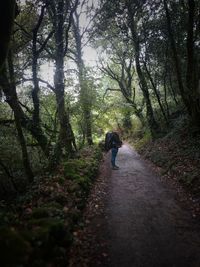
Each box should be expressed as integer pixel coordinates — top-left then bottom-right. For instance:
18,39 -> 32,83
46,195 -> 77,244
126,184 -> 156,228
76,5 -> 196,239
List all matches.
164,0 -> 200,128
1,65 -> 50,158
127,3 -> 159,136
72,11 -> 93,145
49,0 -> 78,161
5,52 -> 34,183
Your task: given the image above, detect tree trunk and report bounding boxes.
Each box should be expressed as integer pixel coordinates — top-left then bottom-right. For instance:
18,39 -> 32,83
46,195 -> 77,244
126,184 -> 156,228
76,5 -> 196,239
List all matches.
163,74 -> 170,118
31,5 -> 45,125
123,110 -> 132,129
186,0 -> 200,127
168,72 -> 179,105
127,6 -> 159,136
5,54 -> 34,183
1,67 -> 50,158
14,114 -> 34,183
164,0 -> 191,114
72,14 -> 93,145
53,0 -> 75,158
144,62 -> 169,124
164,0 -> 200,127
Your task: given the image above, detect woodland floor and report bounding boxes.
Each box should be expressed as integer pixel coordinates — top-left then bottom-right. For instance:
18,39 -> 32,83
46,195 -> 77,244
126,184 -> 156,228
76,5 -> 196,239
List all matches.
69,144 -> 200,267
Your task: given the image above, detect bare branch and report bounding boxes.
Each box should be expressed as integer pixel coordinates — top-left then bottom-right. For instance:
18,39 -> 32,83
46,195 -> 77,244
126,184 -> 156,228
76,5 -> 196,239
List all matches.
103,87 -> 120,100
17,78 -> 55,92
64,0 -> 79,55
37,30 -> 54,55
18,101 -> 33,114
38,78 -> 55,92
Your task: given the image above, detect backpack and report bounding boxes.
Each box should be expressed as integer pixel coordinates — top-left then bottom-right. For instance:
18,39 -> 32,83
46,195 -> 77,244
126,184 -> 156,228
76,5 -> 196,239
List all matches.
105,131 -> 122,151
105,132 -> 113,151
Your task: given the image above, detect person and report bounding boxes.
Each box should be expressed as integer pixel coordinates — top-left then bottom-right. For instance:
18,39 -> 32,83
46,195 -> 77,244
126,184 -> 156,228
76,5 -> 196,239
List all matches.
110,131 -> 122,170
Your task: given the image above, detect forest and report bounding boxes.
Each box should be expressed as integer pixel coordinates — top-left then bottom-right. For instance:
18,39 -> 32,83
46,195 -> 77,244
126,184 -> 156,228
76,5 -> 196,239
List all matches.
0,0 -> 200,266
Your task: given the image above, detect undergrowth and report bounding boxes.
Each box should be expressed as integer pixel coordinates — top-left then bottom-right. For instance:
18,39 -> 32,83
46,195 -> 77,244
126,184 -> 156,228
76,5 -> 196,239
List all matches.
0,145 -> 102,267
135,117 -> 200,198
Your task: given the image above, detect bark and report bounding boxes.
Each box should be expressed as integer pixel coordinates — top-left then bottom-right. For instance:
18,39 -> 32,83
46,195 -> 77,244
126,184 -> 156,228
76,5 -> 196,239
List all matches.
30,5 -> 52,155
14,114 -> 34,182
144,62 -> 169,124
7,52 -> 34,182
168,72 -> 179,105
52,0 -> 76,157
163,0 -> 191,114
101,59 -> 145,126
123,110 -> 132,129
72,13 -> 93,145
127,4 -> 159,136
120,86 -> 145,126
186,0 -> 200,126
163,74 -> 170,118
1,67 -> 50,157
31,5 -> 46,125
164,0 -> 200,127
0,159 -> 18,193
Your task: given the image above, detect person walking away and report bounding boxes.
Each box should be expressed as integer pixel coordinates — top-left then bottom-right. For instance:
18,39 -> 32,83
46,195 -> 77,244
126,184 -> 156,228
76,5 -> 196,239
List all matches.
110,132 -> 122,170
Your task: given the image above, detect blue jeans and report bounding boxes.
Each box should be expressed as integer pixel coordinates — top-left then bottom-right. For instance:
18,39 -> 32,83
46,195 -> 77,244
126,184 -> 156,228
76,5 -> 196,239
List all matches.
111,147 -> 118,167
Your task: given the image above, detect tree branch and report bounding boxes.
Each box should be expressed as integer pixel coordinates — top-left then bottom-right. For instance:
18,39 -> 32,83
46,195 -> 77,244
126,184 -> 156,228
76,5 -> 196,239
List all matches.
64,0 -> 79,55
0,119 -> 14,125
18,101 -> 33,114
103,87 -> 120,100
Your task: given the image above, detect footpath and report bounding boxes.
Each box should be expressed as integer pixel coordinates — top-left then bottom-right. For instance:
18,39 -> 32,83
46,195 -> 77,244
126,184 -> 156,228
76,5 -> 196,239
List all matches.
69,144 -> 200,267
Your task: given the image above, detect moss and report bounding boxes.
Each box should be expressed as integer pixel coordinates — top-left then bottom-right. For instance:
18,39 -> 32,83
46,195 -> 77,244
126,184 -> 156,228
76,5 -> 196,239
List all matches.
43,201 -> 63,210
58,176 -> 65,184
68,181 -> 81,193
21,218 -> 72,267
31,207 -> 50,219
0,227 -> 31,266
0,145 -> 103,267
134,131 -> 152,150
52,192 -> 68,205
25,218 -> 72,248
31,204 -> 65,220
63,158 -> 95,194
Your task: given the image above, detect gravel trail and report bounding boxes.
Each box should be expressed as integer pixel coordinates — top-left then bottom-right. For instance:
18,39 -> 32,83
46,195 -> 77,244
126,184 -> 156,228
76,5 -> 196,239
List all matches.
70,144 -> 200,267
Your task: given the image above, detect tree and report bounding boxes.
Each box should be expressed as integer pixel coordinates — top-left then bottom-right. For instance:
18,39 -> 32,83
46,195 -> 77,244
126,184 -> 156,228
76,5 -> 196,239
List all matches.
0,0 -> 17,69
99,41 -> 145,125
1,53 -> 34,183
71,2 -> 94,145
93,0 -> 159,136
46,0 -> 78,160
163,0 -> 200,127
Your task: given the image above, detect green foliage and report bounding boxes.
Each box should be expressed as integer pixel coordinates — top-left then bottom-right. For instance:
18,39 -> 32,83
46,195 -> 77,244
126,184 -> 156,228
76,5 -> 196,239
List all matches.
0,144 -> 102,266
1,0 -> 200,262
23,218 -> 72,267
0,124 -> 48,195
25,218 -> 72,247
134,131 -> 152,150
63,146 -> 102,194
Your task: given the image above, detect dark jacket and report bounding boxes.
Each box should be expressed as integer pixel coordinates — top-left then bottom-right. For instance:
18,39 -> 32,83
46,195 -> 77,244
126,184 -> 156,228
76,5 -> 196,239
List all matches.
110,132 -> 122,148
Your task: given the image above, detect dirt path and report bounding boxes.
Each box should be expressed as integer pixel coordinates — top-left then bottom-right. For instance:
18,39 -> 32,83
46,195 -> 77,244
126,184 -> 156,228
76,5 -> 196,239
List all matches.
69,144 -> 200,267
